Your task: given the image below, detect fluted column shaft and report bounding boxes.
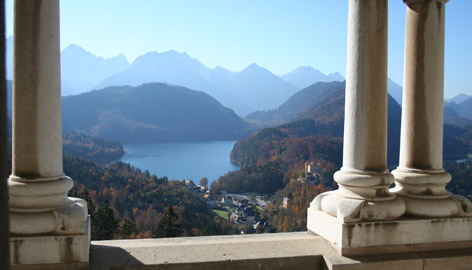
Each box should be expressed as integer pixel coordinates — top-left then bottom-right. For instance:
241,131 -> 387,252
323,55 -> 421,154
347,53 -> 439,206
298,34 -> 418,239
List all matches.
8,0 -> 87,236
391,0 -> 472,218
312,0 -> 405,223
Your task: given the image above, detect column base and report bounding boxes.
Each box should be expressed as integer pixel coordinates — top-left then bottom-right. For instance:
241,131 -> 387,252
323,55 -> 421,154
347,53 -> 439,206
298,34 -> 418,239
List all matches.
397,196 -> 472,218
313,191 -> 406,222
307,208 -> 472,256
10,216 -> 90,269
392,169 -> 472,218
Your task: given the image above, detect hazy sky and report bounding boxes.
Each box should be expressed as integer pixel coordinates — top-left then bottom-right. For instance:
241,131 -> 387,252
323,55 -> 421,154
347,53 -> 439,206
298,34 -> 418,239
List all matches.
5,0 -> 472,98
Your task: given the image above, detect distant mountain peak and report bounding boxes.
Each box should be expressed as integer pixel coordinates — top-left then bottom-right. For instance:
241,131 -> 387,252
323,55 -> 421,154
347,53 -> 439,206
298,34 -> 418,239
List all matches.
327,72 -> 344,81
62,44 -> 89,55
292,66 -> 320,73
115,53 -> 127,59
246,63 -> 260,69
62,44 -> 130,64
446,93 -> 472,104
281,66 -> 341,89
240,63 -> 269,74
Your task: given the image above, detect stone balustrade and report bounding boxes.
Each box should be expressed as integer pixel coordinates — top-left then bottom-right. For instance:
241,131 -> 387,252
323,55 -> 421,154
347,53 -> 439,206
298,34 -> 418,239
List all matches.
4,0 -> 472,268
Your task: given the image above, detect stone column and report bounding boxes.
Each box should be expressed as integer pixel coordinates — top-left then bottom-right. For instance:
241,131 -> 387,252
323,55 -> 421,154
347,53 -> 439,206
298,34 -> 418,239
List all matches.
391,0 -> 472,217
8,0 -> 89,267
310,0 -> 405,223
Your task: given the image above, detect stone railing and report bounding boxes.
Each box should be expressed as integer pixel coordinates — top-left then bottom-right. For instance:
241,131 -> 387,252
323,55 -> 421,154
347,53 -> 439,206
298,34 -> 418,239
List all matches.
89,232 -> 472,270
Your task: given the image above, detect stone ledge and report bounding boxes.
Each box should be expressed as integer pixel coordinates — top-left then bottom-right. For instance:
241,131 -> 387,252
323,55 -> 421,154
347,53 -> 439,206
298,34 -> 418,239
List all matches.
91,232 -> 327,270
90,232 -> 472,270
307,208 -> 472,256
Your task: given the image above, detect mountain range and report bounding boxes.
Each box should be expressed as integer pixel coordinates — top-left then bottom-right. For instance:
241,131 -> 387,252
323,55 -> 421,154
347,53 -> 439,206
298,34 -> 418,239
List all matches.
6,38 -> 344,116
6,37 -> 411,116
93,50 -> 300,116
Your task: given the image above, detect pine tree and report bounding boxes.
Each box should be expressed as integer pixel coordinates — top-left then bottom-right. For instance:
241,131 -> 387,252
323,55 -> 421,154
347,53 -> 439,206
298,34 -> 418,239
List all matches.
93,199 -> 118,240
152,207 -> 182,238
78,189 -> 96,219
120,217 -> 137,238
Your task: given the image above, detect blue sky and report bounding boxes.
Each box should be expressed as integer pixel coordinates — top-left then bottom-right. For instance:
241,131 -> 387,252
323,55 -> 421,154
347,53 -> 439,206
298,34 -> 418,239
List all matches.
5,0 -> 472,98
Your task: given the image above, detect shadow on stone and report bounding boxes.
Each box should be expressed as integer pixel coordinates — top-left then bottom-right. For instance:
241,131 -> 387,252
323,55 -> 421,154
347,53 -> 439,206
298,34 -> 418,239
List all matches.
91,245 -> 145,269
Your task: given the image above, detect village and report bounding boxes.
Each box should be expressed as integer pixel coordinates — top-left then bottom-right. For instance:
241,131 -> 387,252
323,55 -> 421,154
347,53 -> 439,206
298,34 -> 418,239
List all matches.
178,178 -> 273,233
178,161 -> 326,233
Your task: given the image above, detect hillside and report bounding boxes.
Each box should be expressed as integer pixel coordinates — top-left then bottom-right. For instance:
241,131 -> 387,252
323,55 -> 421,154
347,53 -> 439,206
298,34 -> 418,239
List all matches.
245,80 -> 404,127
453,98 -> 472,120
62,83 -> 255,143
444,104 -> 472,127
245,81 -> 345,126
62,133 -> 124,164
222,82 -> 472,195
233,98 -> 400,168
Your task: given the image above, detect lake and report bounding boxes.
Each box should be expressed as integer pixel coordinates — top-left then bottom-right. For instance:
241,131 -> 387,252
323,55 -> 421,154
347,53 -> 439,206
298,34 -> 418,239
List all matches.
120,141 -> 240,185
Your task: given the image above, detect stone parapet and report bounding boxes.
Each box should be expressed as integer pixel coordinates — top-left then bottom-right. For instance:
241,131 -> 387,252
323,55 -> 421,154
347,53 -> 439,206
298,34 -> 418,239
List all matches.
89,232 -> 472,270
307,209 -> 472,256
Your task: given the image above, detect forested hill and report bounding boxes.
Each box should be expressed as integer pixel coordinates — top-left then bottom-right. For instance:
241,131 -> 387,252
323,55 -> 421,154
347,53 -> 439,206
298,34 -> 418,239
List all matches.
62,133 -> 124,164
234,82 -> 403,167
62,83 -> 255,143
245,81 -> 346,127
231,82 -> 472,170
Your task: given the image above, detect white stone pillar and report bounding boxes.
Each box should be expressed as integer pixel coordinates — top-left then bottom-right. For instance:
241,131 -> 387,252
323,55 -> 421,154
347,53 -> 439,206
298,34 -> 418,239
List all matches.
309,0 -> 405,223
8,0 -> 89,267
391,0 -> 472,217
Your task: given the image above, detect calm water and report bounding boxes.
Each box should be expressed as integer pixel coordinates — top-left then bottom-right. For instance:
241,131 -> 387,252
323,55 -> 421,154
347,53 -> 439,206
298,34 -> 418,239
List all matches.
120,141 -> 240,185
